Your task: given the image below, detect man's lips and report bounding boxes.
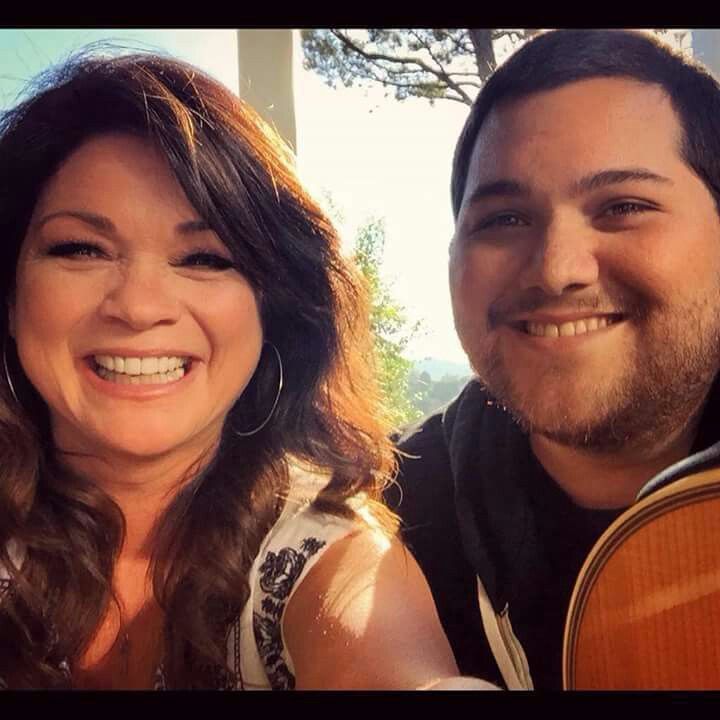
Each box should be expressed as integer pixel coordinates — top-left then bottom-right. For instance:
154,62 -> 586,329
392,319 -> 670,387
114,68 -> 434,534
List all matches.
505,312 -> 626,338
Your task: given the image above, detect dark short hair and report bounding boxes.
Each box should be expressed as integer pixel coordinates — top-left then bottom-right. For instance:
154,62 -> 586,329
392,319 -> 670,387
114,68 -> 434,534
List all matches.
451,29 -> 720,218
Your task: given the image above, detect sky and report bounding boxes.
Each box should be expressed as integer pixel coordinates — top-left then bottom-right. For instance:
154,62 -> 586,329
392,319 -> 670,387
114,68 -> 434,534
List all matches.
0,29 -> 701,369
294,51 -> 471,366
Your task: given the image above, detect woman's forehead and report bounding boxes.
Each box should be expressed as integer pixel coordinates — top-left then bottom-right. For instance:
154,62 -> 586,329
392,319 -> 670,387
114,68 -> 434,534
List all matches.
33,134 -> 198,226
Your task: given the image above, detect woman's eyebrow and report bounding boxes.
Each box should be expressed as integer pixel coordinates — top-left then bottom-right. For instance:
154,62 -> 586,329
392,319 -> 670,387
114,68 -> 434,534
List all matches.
35,209 -> 116,234
35,211 -> 212,236
176,219 -> 212,235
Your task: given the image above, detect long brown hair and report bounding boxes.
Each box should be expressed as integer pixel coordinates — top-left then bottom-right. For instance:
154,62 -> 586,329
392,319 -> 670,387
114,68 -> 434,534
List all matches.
0,49 -> 396,688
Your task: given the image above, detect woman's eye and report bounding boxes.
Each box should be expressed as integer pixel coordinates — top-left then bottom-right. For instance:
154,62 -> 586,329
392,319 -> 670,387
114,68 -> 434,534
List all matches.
46,241 -> 107,259
177,252 -> 235,271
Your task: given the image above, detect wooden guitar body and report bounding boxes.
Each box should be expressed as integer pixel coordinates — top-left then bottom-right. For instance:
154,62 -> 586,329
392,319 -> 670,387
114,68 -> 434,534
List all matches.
563,468 -> 720,689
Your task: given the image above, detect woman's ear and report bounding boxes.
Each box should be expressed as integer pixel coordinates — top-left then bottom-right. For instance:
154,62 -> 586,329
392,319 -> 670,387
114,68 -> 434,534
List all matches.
7,302 -> 16,339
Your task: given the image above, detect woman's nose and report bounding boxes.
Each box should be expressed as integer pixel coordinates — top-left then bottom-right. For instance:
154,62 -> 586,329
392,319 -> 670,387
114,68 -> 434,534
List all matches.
98,258 -> 182,331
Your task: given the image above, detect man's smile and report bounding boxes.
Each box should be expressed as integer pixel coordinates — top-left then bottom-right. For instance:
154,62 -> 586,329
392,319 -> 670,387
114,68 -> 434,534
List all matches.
508,313 -> 626,339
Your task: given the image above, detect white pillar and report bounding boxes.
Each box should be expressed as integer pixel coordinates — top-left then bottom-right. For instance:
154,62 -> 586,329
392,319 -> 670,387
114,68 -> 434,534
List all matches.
692,30 -> 720,80
236,29 -> 297,153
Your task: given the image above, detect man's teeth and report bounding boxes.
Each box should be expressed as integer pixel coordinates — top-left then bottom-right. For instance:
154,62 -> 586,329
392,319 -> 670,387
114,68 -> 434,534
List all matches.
93,355 -> 188,384
525,316 -> 615,337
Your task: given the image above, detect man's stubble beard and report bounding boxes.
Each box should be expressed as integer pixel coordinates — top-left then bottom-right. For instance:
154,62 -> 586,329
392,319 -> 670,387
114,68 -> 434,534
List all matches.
470,296 -> 720,454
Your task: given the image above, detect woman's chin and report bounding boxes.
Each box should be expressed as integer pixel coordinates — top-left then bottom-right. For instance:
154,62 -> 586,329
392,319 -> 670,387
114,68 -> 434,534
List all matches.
96,434 -> 191,461
75,424 -> 212,464
50,408 -> 225,468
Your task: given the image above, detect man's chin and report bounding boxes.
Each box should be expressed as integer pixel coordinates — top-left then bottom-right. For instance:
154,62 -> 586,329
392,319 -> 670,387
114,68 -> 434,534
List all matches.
482,378 -> 634,451
525,419 -> 632,452
503,405 -> 615,450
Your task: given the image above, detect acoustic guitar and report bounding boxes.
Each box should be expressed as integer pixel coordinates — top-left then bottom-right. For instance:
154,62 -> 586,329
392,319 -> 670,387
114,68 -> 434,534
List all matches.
563,467 -> 720,689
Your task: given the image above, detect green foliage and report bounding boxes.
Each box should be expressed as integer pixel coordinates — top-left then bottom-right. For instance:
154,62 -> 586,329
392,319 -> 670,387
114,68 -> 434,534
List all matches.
351,216 -> 475,428
352,218 -> 423,430
408,370 -> 473,417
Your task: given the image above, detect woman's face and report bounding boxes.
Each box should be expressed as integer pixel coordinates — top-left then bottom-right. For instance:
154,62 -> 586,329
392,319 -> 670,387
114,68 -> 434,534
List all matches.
11,133 -> 264,464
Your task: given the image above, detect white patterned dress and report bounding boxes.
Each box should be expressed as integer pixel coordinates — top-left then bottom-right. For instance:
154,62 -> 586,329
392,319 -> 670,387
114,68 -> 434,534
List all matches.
0,468 -> 369,690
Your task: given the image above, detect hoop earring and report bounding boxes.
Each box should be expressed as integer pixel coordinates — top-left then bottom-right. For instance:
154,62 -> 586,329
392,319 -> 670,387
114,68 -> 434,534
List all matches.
3,338 -> 20,406
233,342 -> 283,437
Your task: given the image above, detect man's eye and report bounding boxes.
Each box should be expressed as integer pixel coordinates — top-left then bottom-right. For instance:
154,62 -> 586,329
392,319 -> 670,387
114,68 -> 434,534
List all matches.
478,213 -> 528,230
46,241 -> 106,258
603,201 -> 652,217
177,252 -> 235,270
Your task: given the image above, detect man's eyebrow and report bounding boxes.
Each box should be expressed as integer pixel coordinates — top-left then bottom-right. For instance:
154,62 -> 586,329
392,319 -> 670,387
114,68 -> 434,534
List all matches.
35,211 -> 212,236
463,169 -> 673,209
570,168 -> 673,196
465,179 -> 532,206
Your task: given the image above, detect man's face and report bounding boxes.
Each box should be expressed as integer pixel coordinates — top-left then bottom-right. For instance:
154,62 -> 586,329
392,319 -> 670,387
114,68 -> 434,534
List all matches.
450,77 -> 720,450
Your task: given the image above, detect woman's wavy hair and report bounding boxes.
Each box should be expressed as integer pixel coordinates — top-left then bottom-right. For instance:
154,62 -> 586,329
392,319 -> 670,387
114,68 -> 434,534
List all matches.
451,29 -> 720,219
0,49 -> 397,688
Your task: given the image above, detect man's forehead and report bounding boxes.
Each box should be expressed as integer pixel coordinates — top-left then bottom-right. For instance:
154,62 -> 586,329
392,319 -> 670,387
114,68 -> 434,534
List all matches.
463,77 -> 682,197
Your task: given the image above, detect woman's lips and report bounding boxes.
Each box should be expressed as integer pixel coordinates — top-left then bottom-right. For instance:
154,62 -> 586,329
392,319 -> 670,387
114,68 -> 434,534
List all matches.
80,356 -> 195,397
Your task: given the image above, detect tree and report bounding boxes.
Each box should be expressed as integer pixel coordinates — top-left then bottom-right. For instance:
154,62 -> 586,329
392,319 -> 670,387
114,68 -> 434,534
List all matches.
301,29 -> 694,108
301,29 -> 538,106
352,217 -> 423,429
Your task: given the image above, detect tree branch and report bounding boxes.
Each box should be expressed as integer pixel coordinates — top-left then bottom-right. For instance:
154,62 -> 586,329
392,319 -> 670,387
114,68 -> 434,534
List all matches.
407,29 -> 445,71
468,28 -> 497,78
351,63 -> 476,103
331,30 -> 452,79
333,30 -> 474,105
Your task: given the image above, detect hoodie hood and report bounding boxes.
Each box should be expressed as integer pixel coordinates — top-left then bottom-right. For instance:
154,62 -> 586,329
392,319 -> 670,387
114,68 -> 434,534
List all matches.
440,380 -> 540,614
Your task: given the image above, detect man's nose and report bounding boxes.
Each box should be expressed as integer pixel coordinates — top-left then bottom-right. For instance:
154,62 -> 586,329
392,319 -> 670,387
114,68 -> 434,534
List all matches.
98,259 -> 182,331
519,217 -> 600,296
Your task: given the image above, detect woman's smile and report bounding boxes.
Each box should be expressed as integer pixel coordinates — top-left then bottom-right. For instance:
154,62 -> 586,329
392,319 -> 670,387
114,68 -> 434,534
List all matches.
80,353 -> 196,398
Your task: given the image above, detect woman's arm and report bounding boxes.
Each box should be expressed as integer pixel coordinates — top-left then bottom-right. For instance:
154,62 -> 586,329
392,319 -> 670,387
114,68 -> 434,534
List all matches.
282,526 -> 497,689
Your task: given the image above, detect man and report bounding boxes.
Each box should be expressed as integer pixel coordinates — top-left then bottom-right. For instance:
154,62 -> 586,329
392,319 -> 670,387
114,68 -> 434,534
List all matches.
388,29 -> 720,689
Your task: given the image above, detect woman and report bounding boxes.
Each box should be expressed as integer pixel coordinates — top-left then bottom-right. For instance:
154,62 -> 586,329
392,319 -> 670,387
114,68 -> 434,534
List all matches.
0,50 -> 463,690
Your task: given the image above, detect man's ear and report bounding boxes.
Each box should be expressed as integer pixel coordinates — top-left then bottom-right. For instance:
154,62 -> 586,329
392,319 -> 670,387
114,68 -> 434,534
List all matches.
448,234 -> 457,256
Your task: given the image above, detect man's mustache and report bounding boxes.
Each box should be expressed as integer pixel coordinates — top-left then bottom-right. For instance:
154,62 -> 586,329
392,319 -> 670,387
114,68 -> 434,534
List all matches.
487,288 -> 644,326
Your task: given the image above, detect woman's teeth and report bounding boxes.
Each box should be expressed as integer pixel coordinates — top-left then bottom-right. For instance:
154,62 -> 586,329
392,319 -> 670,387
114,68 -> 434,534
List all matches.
93,355 -> 188,384
525,316 -> 617,338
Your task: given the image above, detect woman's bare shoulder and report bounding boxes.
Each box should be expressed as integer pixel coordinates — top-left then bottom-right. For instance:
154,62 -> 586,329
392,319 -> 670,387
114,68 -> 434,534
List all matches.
282,523 -> 461,689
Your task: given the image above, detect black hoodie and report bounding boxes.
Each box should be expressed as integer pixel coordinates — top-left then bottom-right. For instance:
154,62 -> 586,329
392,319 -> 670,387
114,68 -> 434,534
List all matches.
388,378 -> 720,689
